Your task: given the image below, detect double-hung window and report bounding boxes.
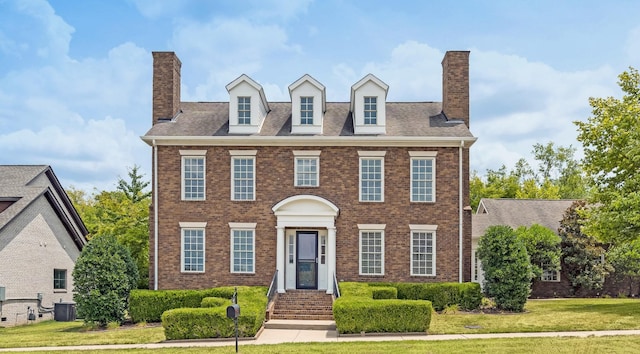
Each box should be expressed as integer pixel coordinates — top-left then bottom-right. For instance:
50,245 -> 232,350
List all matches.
293,150 -> 320,187
230,223 -> 256,274
230,150 -> 257,201
181,150 -> 206,201
300,96 -> 314,125
358,224 -> 385,275
238,96 -> 251,125
364,96 -> 377,124
410,151 -> 437,202
358,151 -> 385,202
180,222 -> 206,273
410,225 -> 437,276
53,269 -> 67,290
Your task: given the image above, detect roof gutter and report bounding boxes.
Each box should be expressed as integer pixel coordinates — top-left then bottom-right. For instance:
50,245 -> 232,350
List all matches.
141,135 -> 477,148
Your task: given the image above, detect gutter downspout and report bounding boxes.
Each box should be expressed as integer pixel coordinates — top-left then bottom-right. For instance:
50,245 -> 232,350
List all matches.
153,139 -> 159,290
459,140 -> 464,283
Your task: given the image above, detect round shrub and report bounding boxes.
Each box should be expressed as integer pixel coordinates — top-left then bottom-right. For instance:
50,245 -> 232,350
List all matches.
478,225 -> 533,312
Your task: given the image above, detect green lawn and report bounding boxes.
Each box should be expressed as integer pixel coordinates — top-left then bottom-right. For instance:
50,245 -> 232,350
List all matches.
1,298 -> 639,350
429,298 -> 640,334
7,337 -> 640,354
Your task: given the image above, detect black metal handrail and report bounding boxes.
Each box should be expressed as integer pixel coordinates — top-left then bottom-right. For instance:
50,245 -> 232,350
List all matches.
332,272 -> 340,298
267,270 -> 278,303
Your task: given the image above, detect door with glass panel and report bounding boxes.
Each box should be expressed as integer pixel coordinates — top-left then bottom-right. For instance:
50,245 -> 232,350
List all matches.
296,231 -> 318,289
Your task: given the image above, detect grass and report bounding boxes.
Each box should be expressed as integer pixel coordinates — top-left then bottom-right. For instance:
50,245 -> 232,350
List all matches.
8,336 -> 640,354
429,298 -> 640,334
1,298 -> 639,350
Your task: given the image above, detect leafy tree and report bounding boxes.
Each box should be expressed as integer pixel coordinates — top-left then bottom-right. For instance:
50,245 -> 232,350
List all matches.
68,166 -> 151,288
117,165 -> 151,203
478,225 -> 533,312
575,67 -> 640,244
73,234 -> 139,326
558,201 -> 612,295
607,240 -> 640,296
515,224 -> 561,279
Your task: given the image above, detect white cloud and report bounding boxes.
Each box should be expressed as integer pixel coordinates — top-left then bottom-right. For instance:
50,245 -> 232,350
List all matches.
172,18 -> 296,101
470,49 -> 617,175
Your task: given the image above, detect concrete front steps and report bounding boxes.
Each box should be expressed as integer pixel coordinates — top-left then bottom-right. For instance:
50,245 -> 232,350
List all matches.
264,319 -> 337,330
268,290 -> 334,322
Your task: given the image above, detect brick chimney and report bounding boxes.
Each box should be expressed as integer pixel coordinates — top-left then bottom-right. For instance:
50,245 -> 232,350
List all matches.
152,52 -> 182,125
441,51 -> 470,127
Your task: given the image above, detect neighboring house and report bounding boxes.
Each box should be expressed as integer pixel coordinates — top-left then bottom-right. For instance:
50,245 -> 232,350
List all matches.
472,198 -> 578,297
142,51 -> 476,295
0,165 -> 88,327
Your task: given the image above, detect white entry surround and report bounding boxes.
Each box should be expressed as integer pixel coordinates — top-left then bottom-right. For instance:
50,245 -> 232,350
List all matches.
272,195 -> 339,294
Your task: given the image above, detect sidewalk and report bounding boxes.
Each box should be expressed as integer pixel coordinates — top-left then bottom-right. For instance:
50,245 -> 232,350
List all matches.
2,327 -> 640,352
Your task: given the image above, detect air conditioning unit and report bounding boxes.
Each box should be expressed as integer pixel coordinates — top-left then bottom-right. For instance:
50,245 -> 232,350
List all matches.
54,302 -> 76,322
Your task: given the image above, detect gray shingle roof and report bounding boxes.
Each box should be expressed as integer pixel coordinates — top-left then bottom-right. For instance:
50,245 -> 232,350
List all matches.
0,165 -> 88,250
144,101 -> 474,138
472,198 -> 578,239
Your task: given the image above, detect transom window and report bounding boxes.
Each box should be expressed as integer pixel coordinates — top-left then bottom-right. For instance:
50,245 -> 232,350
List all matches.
411,231 -> 435,276
411,158 -> 435,202
364,96 -> 377,124
181,227 -> 205,273
232,157 -> 255,200
181,152 -> 206,201
359,153 -> 385,202
238,96 -> 251,125
300,96 -> 314,125
53,269 -> 67,290
359,230 -> 384,275
231,228 -> 255,273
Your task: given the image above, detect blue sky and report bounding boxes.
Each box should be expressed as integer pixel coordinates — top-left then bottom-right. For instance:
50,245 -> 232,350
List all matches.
1,0 -> 639,192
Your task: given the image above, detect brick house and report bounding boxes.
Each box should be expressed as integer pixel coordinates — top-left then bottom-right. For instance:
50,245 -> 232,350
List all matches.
473,198 -> 633,298
0,165 -> 88,326
142,51 -> 476,295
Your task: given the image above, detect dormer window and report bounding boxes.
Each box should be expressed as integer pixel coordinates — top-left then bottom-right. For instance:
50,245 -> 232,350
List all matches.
238,97 -> 251,125
289,74 -> 325,134
226,74 -> 269,134
364,96 -> 377,124
351,74 -> 388,135
301,97 -> 314,125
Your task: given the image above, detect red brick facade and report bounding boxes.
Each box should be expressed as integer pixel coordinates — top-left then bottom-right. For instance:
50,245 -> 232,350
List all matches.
145,51 -> 474,291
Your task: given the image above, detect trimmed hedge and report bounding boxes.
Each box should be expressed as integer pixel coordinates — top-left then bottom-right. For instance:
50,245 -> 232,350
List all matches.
371,286 -> 397,300
369,282 -> 482,311
161,286 -> 267,340
129,286 -> 261,323
333,297 -> 432,334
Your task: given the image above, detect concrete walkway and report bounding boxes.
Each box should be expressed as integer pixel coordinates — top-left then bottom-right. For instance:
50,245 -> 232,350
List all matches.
2,325 -> 640,352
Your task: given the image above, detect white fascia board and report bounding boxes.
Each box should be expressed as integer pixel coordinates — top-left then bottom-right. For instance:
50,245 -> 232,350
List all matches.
142,135 -> 477,147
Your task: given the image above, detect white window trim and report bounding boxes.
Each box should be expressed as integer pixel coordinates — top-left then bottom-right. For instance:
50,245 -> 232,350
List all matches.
230,151 -> 257,201
230,224 -> 256,274
358,151 -> 385,202
293,150 -> 321,187
180,151 -> 207,201
53,269 -> 67,290
410,226 -> 437,277
410,155 -> 436,203
180,223 -> 207,273
358,224 -> 385,276
541,266 -> 561,282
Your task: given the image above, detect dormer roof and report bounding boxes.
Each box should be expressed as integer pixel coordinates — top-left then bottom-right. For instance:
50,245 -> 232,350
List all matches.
350,73 -> 388,112
226,74 -> 270,112
288,74 -> 326,113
